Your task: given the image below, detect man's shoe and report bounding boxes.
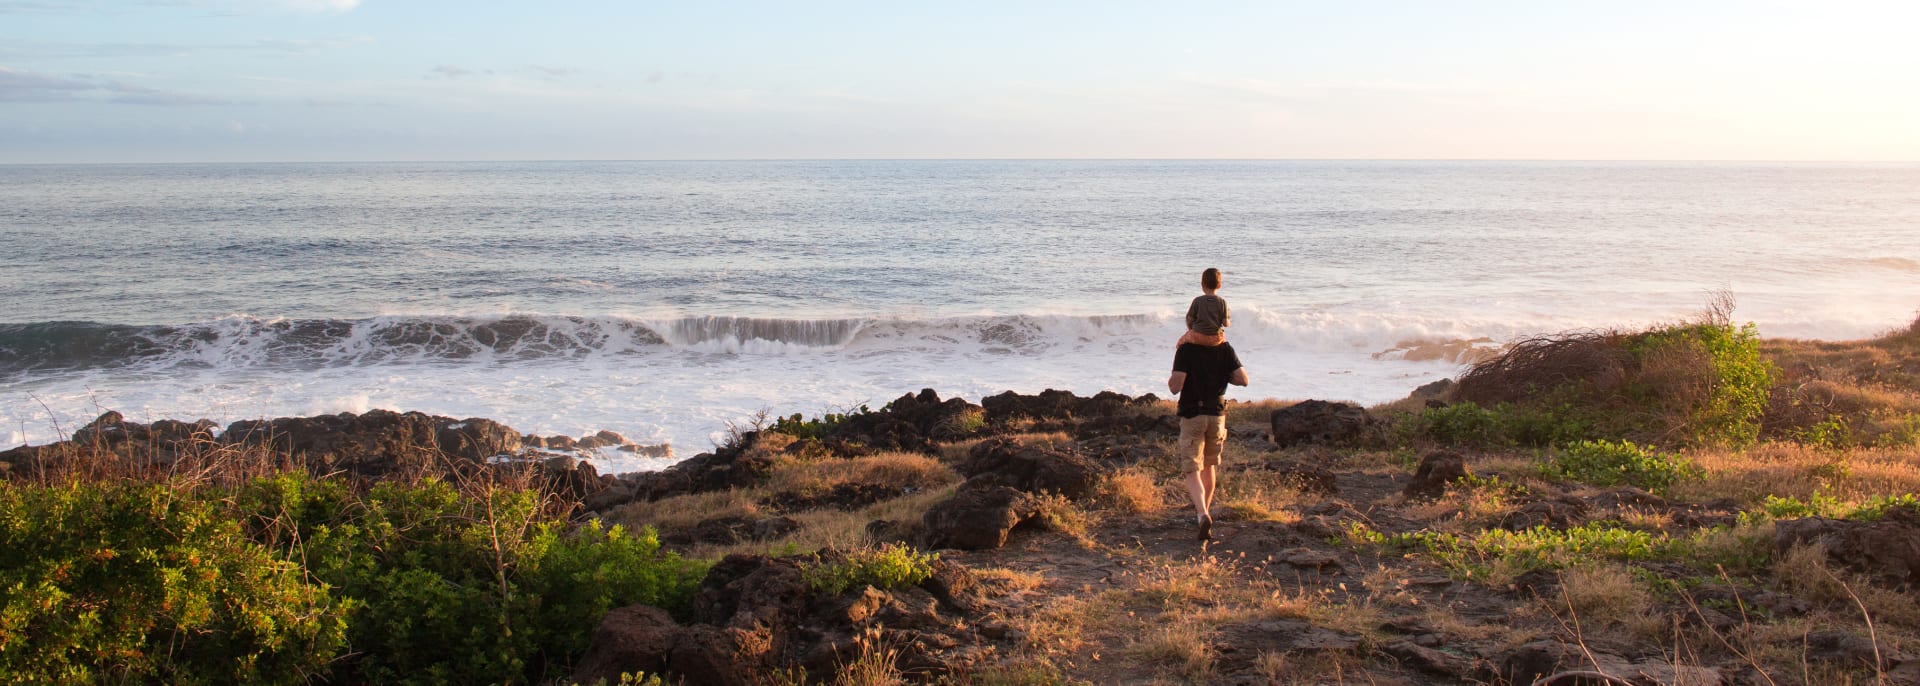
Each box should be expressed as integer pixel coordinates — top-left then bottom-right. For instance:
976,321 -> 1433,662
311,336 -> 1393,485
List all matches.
1197,514 -> 1213,541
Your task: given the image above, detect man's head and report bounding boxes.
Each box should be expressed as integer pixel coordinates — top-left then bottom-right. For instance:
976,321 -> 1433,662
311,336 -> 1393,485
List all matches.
1201,268 -> 1222,291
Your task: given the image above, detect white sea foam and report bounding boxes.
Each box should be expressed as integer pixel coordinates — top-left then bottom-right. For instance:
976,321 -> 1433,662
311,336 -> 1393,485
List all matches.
8,303 -> 1909,471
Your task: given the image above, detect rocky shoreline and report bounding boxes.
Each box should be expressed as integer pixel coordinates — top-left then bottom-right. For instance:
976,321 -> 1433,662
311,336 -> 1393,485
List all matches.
5,381 -> 1919,685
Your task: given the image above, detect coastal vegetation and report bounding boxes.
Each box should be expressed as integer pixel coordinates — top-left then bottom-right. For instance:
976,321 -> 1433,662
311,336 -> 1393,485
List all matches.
2,309 -> 1917,684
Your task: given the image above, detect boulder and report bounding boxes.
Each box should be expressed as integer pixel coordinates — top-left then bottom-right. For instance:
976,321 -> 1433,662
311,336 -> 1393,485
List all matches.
959,436 -> 1100,498
1501,496 -> 1590,531
919,558 -> 988,615
1381,639 -> 1481,680
1269,400 -> 1371,448
668,624 -> 775,686
822,389 -> 986,453
571,604 -> 683,685
921,482 -> 1043,550
1799,630 -> 1884,669
625,433 -> 778,501
1774,515 -> 1920,586
690,554 -> 811,629
1402,450 -> 1471,500
435,417 -> 523,460
1412,378 -> 1455,400
70,411 -> 133,445
981,388 -> 1083,423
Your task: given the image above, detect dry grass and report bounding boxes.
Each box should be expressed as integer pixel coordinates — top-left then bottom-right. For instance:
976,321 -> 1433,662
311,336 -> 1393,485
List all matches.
608,488 -> 762,532
1667,442 -> 1920,506
1122,620 -> 1213,682
972,566 -> 1048,595
1553,564 -> 1652,631
1093,467 -> 1167,514
833,627 -> 906,686
1224,398 -> 1293,428
768,450 -> 959,494
937,432 -> 1073,464
1763,315 -> 1920,445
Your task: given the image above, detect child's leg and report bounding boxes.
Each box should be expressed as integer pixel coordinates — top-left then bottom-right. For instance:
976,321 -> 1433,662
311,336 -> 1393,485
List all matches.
1176,330 -> 1226,348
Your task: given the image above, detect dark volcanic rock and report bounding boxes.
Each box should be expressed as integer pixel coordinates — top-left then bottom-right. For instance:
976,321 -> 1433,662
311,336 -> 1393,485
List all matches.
1496,641 -> 1582,685
1800,630 -> 1884,669
1501,496 -> 1591,531
1774,514 -> 1920,586
222,409 -> 521,474
959,436 -> 1101,498
670,624 -> 775,686
1382,639 -> 1481,680
765,482 -> 904,513
1412,378 -> 1455,400
1268,400 -> 1372,447
825,389 -> 985,453
1402,450 -> 1471,500
571,604 -> 683,685
921,482 -> 1043,550
594,552 -> 989,685
920,558 -> 987,615
626,433 -> 778,501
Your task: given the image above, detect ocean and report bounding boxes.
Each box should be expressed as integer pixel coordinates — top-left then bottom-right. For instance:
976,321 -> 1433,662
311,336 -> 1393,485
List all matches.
3,160 -> 1916,470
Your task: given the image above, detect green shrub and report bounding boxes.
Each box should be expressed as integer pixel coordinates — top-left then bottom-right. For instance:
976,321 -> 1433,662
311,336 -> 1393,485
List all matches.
1400,402 -> 1594,450
1540,439 -> 1701,492
1755,492 -> 1920,522
802,543 -> 938,596
771,405 -> 871,441
1355,521 -> 1680,575
237,474 -> 708,685
1626,321 -> 1775,447
0,482 -> 347,685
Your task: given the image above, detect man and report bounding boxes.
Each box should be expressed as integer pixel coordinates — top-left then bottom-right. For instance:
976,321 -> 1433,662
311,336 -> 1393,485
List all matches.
1168,337 -> 1249,540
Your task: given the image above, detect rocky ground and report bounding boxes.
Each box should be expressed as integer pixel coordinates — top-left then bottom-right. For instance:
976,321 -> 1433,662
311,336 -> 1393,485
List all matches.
6,386 -> 1918,685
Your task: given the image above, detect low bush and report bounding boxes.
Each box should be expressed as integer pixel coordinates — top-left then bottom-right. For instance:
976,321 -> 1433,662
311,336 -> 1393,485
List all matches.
802,543 -> 938,596
1754,492 -> 1920,522
1540,439 -> 1701,492
0,482 -> 346,685
1,473 -> 708,685
239,474 -> 707,684
1429,298 -> 1777,449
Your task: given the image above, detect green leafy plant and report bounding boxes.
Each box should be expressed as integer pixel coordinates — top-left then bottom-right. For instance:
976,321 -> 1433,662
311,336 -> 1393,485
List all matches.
1540,439 -> 1701,492
0,482 -> 347,685
771,405 -> 871,441
802,543 -> 938,596
236,474 -> 709,685
1626,321 -> 1775,447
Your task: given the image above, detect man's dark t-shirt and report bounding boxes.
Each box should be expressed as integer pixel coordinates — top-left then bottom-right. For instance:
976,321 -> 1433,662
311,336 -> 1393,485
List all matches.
1173,342 -> 1243,418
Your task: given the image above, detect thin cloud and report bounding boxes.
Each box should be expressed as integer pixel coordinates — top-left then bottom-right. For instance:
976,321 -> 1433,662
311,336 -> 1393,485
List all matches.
0,65 -> 230,105
527,65 -> 578,81
429,64 -> 475,79
1,36 -> 373,60
1,0 -> 363,14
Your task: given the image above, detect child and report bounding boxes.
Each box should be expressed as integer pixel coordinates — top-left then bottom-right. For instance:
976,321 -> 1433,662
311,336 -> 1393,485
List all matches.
1177,268 -> 1229,348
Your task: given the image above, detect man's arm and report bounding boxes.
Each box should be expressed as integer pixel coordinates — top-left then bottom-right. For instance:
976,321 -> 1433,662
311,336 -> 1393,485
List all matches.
1230,368 -> 1249,386
1167,371 -> 1187,395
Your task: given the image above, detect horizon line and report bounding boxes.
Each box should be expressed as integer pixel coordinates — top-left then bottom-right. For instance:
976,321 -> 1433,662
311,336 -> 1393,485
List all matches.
5,156 -> 1919,166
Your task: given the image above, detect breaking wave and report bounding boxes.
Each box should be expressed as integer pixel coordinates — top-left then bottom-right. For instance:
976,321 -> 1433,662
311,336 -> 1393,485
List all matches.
0,308 -> 1538,378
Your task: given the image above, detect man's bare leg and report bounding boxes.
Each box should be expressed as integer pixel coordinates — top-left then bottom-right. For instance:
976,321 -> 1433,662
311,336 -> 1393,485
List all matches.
1186,467 -> 1216,540
1186,470 -> 1209,517
1200,465 -> 1217,512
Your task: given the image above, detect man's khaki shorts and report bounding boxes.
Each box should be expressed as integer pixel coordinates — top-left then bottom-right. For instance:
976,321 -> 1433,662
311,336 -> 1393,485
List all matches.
1177,414 -> 1227,470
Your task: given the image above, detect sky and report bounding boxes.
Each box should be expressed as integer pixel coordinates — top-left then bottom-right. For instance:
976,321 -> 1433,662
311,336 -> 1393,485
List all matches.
2,1 -> 1918,163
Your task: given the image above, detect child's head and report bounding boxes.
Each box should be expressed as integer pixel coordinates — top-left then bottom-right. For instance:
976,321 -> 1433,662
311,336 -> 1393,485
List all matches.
1201,268 -> 1222,291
